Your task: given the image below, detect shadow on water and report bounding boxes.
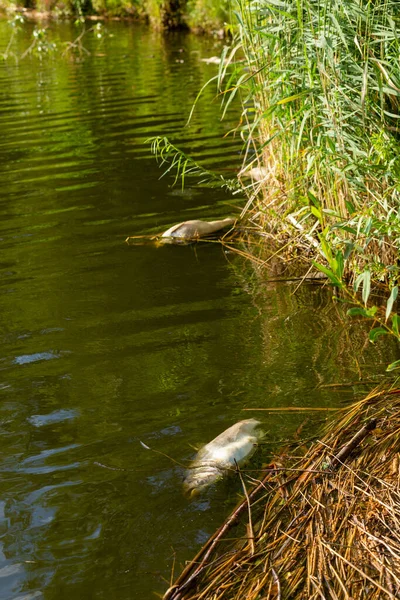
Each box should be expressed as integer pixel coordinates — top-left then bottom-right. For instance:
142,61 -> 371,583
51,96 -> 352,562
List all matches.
0,19 -> 398,600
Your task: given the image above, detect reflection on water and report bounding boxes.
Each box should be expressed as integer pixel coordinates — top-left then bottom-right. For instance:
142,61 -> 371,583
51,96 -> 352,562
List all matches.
0,19 -> 397,600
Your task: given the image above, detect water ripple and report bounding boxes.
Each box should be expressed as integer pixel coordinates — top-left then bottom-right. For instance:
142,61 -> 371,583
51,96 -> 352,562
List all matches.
14,352 -> 61,365
27,409 -> 78,427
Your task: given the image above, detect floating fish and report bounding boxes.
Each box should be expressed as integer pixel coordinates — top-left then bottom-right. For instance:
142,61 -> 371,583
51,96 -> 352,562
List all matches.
201,56 -> 224,65
161,217 -> 235,242
183,419 -> 263,498
241,166 -> 268,182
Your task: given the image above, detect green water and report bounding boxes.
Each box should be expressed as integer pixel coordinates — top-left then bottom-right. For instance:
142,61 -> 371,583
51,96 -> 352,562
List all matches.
0,19 -> 397,600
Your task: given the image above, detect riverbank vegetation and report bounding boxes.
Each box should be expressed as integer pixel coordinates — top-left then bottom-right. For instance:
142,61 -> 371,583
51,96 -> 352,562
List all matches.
222,0 -> 400,326
165,386 -> 400,599
0,0 -> 229,32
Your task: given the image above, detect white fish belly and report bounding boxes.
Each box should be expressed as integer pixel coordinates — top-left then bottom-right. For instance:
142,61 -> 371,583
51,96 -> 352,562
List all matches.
183,419 -> 263,497
206,436 -> 258,468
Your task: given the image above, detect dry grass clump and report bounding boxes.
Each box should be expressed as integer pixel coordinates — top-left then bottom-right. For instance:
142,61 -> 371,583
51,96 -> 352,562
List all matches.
165,387 -> 400,599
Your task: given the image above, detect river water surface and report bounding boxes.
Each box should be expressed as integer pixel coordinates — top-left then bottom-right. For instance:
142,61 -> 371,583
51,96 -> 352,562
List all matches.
0,19 -> 397,600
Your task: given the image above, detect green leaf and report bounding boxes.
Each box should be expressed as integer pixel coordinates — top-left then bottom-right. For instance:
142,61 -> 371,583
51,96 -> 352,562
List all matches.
362,271 -> 371,305
363,217 -> 373,235
318,230 -> 333,263
312,261 -> 341,286
365,306 -> 378,317
335,251 -> 344,280
332,224 -> 357,235
386,286 -> 398,322
368,327 -> 388,343
386,359 -> 400,372
277,90 -> 311,105
185,74 -> 219,126
307,191 -> 319,207
343,241 -> 354,260
347,307 -> 369,317
310,205 -> 322,221
354,271 -> 371,305
354,272 -> 364,293
392,314 -> 399,336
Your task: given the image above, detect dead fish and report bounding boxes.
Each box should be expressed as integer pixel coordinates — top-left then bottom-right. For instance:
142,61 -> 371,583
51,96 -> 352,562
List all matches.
183,419 -> 263,498
201,56 -> 222,64
161,217 -> 235,242
243,167 -> 268,182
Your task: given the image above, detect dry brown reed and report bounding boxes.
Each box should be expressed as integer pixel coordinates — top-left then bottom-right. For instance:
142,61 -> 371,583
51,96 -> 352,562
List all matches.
165,387 -> 400,600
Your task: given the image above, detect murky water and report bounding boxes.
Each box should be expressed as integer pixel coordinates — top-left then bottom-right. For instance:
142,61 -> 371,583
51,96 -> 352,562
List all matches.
0,19 -> 397,600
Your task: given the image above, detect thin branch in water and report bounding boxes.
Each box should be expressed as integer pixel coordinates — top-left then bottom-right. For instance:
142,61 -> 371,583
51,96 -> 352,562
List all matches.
139,440 -> 187,468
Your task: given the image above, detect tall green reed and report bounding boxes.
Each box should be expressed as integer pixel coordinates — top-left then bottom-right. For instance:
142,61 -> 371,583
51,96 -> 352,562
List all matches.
224,0 -> 400,280
214,0 -> 400,364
